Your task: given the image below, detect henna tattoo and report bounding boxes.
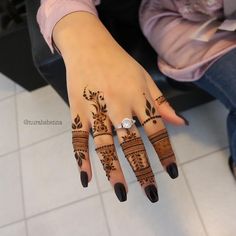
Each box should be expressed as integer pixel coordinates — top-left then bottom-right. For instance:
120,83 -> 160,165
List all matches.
93,132 -> 113,138
95,144 -> 118,180
72,114 -> 83,130
155,95 -> 167,106
142,93 -> 161,126
148,129 -> 175,162
121,132 -> 155,186
74,152 -> 86,168
72,130 -> 89,167
121,129 -> 137,142
83,87 -> 110,138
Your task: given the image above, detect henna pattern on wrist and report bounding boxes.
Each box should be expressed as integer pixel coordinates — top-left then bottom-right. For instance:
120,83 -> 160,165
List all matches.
142,93 -> 161,126
83,87 -> 110,138
148,129 -> 175,162
121,130 -> 155,186
95,144 -> 118,180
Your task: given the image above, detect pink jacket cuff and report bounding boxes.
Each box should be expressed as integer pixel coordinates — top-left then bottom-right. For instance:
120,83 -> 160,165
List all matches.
36,0 -> 101,54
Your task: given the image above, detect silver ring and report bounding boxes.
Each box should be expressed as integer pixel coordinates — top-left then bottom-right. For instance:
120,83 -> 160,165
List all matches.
114,118 -> 136,130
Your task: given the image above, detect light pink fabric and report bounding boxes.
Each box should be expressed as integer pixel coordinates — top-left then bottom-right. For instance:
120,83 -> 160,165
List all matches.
36,0 -> 101,54
139,0 -> 236,81
36,0 -> 236,81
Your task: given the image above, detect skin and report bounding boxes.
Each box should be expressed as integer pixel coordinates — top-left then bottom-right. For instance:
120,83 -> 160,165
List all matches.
52,11 -> 187,202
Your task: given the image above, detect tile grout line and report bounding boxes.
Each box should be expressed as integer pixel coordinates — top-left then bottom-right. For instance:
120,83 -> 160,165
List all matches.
0,219 -> 26,231
0,128 -> 71,159
0,148 -> 19,159
14,82 -> 17,96
181,166 -> 209,236
0,143 -> 229,230
0,93 -> 15,103
0,132 -> 229,162
0,85 -> 225,233
180,145 -> 229,166
25,193 -> 99,220
0,104 -> 229,233
92,157 -> 112,236
17,128 -> 71,151
0,80 -> 25,103
0,143 -> 230,231
13,91 -> 29,236
0,193 -> 99,230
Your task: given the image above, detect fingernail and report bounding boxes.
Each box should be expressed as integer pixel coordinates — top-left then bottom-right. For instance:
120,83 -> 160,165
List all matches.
80,171 -> 88,188
114,183 -> 127,202
144,185 -> 159,203
175,112 -> 189,126
166,163 -> 179,179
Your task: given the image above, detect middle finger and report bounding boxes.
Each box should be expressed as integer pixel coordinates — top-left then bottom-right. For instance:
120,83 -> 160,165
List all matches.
109,109 -> 159,203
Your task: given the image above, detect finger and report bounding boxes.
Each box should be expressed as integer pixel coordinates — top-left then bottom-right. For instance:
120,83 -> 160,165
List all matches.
134,91 -> 179,179
95,144 -> 127,202
71,113 -> 92,188
108,107 -> 159,203
144,71 -> 189,126
83,86 -> 128,202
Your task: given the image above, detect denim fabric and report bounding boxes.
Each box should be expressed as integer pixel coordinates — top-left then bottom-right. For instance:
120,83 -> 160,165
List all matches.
193,48 -> 236,163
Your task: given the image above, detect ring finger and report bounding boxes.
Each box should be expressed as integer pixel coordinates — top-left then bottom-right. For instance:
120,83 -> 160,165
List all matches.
135,91 -> 179,179
109,109 -> 159,203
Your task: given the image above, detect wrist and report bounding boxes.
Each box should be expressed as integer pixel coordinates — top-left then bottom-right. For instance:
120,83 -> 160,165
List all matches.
52,11 -> 115,62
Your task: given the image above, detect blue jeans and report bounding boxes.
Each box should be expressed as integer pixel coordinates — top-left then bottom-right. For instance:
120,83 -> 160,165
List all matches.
192,48 -> 236,163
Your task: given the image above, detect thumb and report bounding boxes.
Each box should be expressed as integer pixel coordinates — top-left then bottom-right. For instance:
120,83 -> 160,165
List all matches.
144,70 -> 189,126
155,97 -> 189,126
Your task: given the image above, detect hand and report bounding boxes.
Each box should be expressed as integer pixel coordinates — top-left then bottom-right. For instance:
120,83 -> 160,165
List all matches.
53,12 -> 189,203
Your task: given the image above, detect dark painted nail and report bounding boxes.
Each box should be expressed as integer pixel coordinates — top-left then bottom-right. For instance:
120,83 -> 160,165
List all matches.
80,171 -> 88,188
114,183 -> 127,202
175,112 -> 189,126
144,185 -> 159,203
166,163 -> 179,179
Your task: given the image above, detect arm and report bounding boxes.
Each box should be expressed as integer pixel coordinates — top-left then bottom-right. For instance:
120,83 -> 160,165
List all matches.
36,0 -> 187,203
36,0 -> 100,54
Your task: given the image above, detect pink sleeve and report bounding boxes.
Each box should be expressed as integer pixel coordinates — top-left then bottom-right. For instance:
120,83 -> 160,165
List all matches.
36,0 -> 101,54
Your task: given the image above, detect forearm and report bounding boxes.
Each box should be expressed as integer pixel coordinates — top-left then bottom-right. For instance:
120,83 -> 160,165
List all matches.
36,0 -> 100,54
52,12 -> 119,64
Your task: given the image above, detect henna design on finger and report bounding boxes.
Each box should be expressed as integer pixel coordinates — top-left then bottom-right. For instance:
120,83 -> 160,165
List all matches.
93,132 -> 113,138
95,144 -> 118,180
83,87 -> 110,138
72,130 -> 89,167
121,131 -> 155,186
121,129 -> 137,141
72,114 -> 83,130
142,93 -> 161,126
148,129 -> 175,162
155,95 -> 167,106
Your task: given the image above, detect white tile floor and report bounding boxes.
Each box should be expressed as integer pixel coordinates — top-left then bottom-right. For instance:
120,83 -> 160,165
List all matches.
0,72 -> 236,236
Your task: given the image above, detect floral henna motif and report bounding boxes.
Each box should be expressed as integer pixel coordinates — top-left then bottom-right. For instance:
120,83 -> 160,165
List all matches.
72,114 -> 83,130
74,151 -> 86,168
148,129 -> 175,162
95,144 -> 118,180
120,132 -> 155,186
72,130 -> 89,168
121,129 -> 137,142
83,87 -> 112,138
142,93 -> 161,126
